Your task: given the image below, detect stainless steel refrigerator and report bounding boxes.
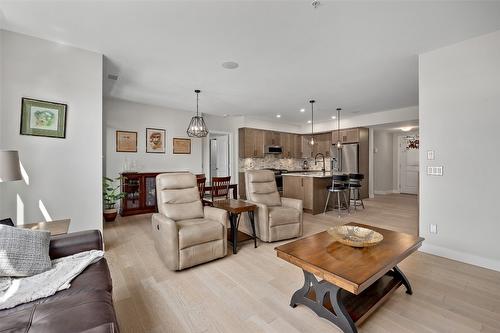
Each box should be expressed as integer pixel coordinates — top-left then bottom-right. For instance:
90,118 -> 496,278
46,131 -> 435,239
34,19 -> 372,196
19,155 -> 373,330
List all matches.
330,143 -> 359,173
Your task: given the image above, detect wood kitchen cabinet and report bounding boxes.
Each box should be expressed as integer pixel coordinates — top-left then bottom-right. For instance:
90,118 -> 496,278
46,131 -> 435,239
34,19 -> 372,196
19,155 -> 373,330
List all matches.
301,135 -> 313,158
283,176 -> 313,210
239,128 -> 264,158
264,131 -> 281,147
314,132 -> 332,157
293,134 -> 303,158
280,132 -> 293,158
332,128 -> 360,144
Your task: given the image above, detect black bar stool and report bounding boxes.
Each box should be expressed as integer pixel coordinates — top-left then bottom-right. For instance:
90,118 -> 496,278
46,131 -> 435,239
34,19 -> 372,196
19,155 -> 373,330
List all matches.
348,173 -> 365,210
323,174 -> 350,217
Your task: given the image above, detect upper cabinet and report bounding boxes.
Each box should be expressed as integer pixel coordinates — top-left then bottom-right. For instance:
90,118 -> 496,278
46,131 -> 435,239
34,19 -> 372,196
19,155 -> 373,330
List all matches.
332,128 -> 360,144
264,131 -> 281,147
239,128 -> 264,158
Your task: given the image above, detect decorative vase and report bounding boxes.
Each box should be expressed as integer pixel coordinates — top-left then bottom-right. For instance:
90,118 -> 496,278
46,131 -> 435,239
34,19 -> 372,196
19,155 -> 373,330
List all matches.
103,208 -> 118,222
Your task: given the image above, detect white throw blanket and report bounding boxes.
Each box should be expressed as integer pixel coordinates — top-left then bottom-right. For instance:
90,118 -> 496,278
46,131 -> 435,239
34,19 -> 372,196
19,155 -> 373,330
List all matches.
0,250 -> 104,310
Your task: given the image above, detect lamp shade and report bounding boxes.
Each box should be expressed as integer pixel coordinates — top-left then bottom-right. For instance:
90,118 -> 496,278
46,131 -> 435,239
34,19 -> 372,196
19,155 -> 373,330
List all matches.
0,150 -> 22,182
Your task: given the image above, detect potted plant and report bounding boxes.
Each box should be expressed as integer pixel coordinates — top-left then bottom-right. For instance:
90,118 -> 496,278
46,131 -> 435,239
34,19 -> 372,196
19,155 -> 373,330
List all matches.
103,176 -> 126,222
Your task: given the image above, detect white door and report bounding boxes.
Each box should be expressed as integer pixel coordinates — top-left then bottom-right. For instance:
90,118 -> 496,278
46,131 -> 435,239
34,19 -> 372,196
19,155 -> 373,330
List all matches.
210,134 -> 229,178
400,137 -> 419,194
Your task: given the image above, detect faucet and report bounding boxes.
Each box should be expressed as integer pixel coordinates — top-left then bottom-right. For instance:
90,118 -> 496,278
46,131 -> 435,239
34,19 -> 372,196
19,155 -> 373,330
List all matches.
314,153 -> 326,173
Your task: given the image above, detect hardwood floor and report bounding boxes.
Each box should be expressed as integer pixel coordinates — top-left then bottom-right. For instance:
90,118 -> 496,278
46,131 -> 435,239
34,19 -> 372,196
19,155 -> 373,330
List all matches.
103,194 -> 500,333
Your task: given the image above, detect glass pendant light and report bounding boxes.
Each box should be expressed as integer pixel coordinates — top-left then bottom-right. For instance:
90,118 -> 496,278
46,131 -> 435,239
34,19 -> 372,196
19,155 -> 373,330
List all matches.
336,107 -> 342,148
186,89 -> 209,138
309,100 -> 315,145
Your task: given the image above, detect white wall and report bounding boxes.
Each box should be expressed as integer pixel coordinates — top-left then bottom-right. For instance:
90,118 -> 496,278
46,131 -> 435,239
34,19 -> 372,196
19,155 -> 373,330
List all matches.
104,97 -> 203,179
0,30 -> 103,232
373,130 -> 394,193
419,30 -> 500,271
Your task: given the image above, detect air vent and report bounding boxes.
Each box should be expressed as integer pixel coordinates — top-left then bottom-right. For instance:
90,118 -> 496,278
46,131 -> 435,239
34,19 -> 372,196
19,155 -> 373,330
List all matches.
107,74 -> 119,81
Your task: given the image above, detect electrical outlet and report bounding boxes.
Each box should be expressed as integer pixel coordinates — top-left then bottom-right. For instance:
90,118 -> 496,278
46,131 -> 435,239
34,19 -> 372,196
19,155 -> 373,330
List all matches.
427,150 -> 435,160
429,224 -> 438,234
427,166 -> 443,176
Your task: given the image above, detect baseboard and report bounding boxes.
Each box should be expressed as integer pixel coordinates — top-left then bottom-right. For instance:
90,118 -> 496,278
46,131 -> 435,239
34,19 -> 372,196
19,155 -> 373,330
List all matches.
419,243 -> 500,272
374,190 -> 398,195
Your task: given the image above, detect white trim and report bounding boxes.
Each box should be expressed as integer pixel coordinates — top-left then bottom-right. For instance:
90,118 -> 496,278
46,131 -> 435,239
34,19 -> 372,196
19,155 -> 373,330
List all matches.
419,243 -> 500,272
373,190 -> 399,195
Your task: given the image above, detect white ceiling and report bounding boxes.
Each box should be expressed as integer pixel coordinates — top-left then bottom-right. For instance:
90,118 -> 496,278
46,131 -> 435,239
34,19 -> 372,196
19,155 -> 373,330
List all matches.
1,1 -> 500,125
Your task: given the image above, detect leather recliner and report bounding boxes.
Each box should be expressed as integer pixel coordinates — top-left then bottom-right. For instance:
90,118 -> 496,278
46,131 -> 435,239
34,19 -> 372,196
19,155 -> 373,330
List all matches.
244,170 -> 303,242
152,172 -> 228,270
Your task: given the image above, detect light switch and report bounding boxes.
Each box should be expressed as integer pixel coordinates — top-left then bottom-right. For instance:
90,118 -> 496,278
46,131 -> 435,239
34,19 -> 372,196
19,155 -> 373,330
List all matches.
427,166 -> 443,176
427,150 -> 435,160
429,224 -> 438,234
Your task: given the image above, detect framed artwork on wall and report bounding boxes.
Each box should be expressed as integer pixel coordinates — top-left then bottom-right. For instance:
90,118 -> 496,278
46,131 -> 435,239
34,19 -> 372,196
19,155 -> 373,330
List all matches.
116,130 -> 138,152
146,128 -> 166,153
20,97 -> 67,138
173,138 -> 191,154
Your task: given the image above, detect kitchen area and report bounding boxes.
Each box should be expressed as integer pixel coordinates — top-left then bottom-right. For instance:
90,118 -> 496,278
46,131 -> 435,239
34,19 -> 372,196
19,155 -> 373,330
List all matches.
238,127 -> 369,214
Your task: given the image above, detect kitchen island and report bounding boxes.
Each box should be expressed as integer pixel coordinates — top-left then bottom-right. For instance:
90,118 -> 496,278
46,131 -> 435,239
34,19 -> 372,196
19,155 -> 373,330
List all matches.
283,172 -> 349,215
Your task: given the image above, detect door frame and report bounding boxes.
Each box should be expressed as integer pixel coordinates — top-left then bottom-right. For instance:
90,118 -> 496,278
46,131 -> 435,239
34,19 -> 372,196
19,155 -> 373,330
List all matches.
397,133 -> 419,195
206,131 -> 232,180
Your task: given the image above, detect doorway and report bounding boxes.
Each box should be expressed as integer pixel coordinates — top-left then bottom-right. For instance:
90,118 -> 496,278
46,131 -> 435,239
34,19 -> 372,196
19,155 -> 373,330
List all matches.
209,133 -> 230,178
399,135 -> 419,195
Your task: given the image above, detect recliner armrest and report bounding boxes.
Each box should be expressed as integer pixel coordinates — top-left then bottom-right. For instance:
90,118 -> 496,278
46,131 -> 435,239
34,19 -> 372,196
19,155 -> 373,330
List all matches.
204,206 -> 228,227
49,230 -> 103,259
281,197 -> 303,212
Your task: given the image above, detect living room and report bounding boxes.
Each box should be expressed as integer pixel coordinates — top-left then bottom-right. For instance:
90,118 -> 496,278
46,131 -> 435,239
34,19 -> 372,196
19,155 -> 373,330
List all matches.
1,1 -> 499,333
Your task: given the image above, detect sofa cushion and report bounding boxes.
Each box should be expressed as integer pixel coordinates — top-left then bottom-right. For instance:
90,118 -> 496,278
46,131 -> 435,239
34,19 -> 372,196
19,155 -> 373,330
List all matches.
0,225 -> 51,277
177,218 -> 224,250
268,206 -> 301,227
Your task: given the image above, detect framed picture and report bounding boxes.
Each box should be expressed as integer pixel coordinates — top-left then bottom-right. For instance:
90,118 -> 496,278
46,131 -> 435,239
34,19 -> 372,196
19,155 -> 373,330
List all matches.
20,98 -> 67,138
116,130 -> 138,152
146,128 -> 166,153
173,138 -> 191,154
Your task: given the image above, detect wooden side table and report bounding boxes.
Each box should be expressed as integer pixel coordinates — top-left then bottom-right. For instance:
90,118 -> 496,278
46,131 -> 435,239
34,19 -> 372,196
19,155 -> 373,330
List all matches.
18,219 -> 71,236
213,199 -> 257,254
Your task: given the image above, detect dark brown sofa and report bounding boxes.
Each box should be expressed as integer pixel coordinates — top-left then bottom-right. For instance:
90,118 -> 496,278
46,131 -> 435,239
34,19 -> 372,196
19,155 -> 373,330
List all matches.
0,230 -> 119,333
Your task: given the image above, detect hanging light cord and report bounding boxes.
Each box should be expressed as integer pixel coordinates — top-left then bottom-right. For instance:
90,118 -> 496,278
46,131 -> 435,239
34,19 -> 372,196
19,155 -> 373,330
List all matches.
310,100 -> 315,144
196,91 -> 199,117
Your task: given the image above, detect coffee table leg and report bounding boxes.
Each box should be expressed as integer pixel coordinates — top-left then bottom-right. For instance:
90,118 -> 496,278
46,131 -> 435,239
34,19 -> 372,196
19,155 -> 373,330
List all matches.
248,211 -> 257,248
393,266 -> 413,295
290,270 -> 357,333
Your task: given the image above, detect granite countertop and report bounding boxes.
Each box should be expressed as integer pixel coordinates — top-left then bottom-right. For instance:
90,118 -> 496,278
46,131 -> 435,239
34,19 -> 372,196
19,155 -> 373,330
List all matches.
282,171 -> 345,178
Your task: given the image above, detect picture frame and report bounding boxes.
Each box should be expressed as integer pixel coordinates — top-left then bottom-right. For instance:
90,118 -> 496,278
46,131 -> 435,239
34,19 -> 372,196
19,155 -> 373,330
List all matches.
20,97 -> 67,138
173,138 -> 191,154
146,128 -> 166,153
116,130 -> 138,152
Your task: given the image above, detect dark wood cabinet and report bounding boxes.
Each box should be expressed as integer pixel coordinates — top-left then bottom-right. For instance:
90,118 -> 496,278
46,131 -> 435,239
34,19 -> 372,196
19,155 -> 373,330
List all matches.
239,128 -> 265,158
120,172 -> 160,216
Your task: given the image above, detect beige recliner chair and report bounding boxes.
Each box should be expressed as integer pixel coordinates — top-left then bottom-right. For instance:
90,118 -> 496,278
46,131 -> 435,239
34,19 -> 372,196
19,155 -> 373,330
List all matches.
152,172 -> 228,270
245,170 -> 303,242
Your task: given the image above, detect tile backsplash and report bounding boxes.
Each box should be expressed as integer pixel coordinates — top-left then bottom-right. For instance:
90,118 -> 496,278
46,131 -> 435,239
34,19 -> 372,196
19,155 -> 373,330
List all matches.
239,155 -> 332,172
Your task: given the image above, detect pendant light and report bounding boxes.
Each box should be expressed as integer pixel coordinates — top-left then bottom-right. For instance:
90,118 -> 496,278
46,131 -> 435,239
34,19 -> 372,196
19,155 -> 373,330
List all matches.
336,107 -> 342,148
186,89 -> 209,138
309,100 -> 315,145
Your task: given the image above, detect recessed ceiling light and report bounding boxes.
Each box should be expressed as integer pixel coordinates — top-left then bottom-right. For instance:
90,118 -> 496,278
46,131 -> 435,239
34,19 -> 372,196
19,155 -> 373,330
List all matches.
401,127 -> 412,132
307,120 -> 312,124
300,108 -> 305,113
223,114 -> 228,117
222,61 -> 239,69
276,114 -> 281,118
331,116 -> 336,119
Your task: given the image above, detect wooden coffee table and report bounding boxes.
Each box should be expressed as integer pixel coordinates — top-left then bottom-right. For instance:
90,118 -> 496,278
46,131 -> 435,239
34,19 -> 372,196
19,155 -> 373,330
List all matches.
275,223 -> 424,333
213,199 -> 257,254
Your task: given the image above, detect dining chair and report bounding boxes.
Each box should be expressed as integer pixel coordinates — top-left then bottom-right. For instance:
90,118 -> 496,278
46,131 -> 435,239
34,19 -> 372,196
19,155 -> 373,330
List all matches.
208,176 -> 231,204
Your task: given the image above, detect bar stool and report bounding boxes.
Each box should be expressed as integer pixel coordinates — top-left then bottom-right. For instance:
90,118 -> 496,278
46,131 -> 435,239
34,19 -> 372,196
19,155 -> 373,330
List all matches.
323,174 -> 350,217
348,173 -> 365,210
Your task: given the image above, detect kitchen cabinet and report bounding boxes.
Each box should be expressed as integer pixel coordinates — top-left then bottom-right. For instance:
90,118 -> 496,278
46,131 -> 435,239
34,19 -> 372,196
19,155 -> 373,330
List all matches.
264,131 -> 281,147
239,128 -> 265,158
283,174 -> 345,214
301,135 -> 313,158
313,132 -> 332,157
283,175 -> 313,210
293,134 -> 303,158
332,128 -> 360,144
280,132 -> 293,158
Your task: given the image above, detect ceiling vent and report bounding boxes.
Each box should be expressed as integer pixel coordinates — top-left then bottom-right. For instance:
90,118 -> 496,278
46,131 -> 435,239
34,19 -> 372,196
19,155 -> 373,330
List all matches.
107,74 -> 119,81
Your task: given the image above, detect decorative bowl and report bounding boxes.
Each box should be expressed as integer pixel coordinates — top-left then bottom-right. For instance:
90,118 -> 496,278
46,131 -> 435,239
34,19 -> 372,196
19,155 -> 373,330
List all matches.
327,225 -> 383,248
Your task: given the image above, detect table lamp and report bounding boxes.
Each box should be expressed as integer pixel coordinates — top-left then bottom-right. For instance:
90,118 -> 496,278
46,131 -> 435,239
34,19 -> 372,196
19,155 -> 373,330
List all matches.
0,150 -> 22,226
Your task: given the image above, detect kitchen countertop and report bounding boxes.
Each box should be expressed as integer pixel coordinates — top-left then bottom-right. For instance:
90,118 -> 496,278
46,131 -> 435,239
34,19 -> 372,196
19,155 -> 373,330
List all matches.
282,171 -> 345,178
